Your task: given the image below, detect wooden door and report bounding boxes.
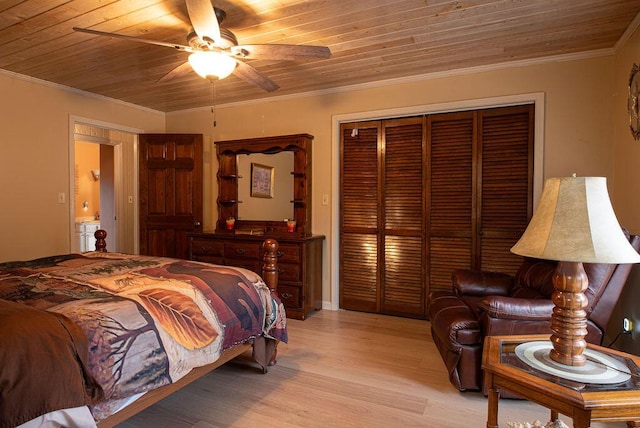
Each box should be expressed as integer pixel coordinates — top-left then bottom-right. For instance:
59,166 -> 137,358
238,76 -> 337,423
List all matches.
340,104 -> 534,318
340,118 -> 426,318
340,121 -> 380,313
426,111 -> 475,294
477,105 -> 534,274
381,118 -> 426,317
139,134 -> 203,259
427,105 -> 534,293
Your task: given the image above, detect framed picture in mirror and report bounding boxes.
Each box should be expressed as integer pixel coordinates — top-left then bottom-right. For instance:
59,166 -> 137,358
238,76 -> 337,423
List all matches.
251,163 -> 274,198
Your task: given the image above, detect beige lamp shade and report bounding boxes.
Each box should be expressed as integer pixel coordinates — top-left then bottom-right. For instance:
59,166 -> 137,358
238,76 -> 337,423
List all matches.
511,176 -> 640,264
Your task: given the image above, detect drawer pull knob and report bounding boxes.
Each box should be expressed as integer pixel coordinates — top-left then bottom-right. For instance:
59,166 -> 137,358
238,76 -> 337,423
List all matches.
278,268 -> 285,274
236,248 -> 246,255
201,246 -> 211,252
281,293 -> 293,300
276,251 -> 285,257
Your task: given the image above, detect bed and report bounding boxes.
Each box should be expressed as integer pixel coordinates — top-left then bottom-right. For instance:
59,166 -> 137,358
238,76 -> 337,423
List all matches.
0,231 -> 287,428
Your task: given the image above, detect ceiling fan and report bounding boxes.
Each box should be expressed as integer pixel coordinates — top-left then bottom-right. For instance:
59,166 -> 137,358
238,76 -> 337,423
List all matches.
73,0 -> 331,92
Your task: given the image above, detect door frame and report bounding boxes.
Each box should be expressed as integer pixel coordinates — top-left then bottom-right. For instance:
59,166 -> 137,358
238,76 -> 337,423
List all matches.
68,116 -> 143,253
329,92 -> 546,311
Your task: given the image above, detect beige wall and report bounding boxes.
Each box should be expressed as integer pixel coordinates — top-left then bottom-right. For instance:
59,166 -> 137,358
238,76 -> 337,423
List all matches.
613,26 -> 640,234
0,73 -> 165,262
608,24 -> 640,355
166,55 -> 618,308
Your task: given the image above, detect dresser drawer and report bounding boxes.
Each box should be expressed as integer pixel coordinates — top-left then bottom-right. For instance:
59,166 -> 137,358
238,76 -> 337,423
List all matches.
190,239 -> 224,257
224,242 -> 261,260
278,262 -> 301,283
275,243 -> 301,264
277,285 -> 302,309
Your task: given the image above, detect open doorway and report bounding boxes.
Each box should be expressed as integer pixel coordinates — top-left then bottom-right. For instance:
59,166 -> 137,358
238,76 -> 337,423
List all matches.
72,141 -> 112,252
69,119 -> 140,253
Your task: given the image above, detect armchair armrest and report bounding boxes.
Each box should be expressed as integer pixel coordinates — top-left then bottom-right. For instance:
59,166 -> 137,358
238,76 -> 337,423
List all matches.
478,296 -> 555,320
452,269 -> 514,297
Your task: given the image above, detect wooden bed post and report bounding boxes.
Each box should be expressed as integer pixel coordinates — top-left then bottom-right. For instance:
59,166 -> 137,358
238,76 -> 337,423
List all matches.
262,238 -> 279,293
95,229 -> 107,252
258,238 -> 280,371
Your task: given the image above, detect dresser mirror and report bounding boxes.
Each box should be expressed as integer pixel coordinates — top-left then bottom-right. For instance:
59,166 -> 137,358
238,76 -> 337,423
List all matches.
236,152 -> 294,221
215,134 -> 313,236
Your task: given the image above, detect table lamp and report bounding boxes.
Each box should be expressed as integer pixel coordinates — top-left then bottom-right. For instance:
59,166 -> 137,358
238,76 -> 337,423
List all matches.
511,176 -> 640,369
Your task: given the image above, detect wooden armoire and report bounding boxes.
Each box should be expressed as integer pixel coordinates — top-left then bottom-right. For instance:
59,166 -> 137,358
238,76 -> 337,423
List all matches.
339,104 -> 534,319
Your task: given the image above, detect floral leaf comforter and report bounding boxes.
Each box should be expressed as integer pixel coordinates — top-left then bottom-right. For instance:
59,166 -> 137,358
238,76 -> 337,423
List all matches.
0,251 -> 287,425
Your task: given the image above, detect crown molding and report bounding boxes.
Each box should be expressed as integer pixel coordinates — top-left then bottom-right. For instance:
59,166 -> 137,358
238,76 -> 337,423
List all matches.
615,10 -> 640,52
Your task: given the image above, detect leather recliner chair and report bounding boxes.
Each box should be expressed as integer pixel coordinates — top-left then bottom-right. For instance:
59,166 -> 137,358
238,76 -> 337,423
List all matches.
427,232 -> 640,394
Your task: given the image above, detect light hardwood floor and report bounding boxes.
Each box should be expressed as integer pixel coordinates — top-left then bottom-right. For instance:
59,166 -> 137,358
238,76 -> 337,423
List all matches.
117,310 -> 619,427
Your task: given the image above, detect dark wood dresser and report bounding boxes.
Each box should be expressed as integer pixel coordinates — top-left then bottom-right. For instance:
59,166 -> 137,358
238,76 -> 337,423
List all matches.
188,232 -> 324,320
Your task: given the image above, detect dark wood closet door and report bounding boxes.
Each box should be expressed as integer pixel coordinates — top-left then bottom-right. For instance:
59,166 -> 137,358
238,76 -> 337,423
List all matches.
427,105 -> 534,293
477,105 -> 534,274
381,118 -> 425,317
426,111 -> 475,293
340,104 -> 534,317
340,122 -> 380,313
139,134 -> 203,259
340,118 -> 426,317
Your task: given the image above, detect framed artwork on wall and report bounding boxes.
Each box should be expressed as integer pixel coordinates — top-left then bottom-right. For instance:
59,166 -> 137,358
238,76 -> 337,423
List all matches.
251,163 -> 274,198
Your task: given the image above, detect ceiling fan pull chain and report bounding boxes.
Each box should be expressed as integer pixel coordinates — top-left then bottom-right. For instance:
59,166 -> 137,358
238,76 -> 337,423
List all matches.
211,81 -> 217,127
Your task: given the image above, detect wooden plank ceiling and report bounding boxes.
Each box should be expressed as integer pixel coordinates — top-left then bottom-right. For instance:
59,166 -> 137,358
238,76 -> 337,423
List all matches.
1,0 -> 639,112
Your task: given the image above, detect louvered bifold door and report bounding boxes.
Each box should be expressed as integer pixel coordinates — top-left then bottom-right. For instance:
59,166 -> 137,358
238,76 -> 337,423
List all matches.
340,122 -> 381,312
381,118 -> 426,318
427,112 -> 475,294
477,105 -> 533,275
341,106 -> 533,315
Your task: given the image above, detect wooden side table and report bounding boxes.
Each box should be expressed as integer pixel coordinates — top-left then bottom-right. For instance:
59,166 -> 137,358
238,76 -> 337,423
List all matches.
482,335 -> 640,428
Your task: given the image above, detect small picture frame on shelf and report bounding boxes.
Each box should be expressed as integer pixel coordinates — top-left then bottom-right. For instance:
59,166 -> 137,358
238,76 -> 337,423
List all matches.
250,163 -> 274,198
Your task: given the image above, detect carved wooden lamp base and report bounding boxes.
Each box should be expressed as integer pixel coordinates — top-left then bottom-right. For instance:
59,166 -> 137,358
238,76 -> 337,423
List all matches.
549,261 -> 589,366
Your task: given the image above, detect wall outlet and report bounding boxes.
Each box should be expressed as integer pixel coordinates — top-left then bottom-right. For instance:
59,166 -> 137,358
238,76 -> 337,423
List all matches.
623,317 -> 633,333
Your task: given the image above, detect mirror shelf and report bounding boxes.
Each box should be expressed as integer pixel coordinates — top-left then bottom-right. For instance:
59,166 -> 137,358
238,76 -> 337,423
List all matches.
215,134 -> 313,236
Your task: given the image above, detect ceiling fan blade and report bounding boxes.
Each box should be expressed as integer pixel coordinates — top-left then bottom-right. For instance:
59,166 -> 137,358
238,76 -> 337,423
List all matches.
158,61 -> 194,82
230,44 -> 331,61
73,27 -> 192,52
232,60 -> 279,92
186,0 -> 221,46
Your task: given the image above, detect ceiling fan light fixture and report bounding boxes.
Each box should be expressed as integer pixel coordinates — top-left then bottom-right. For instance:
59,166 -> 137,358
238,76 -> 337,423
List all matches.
188,51 -> 236,79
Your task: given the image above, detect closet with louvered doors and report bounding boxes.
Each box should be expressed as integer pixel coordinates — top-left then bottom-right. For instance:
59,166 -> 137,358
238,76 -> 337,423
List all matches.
427,105 -> 534,295
340,117 -> 426,318
339,104 -> 534,319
